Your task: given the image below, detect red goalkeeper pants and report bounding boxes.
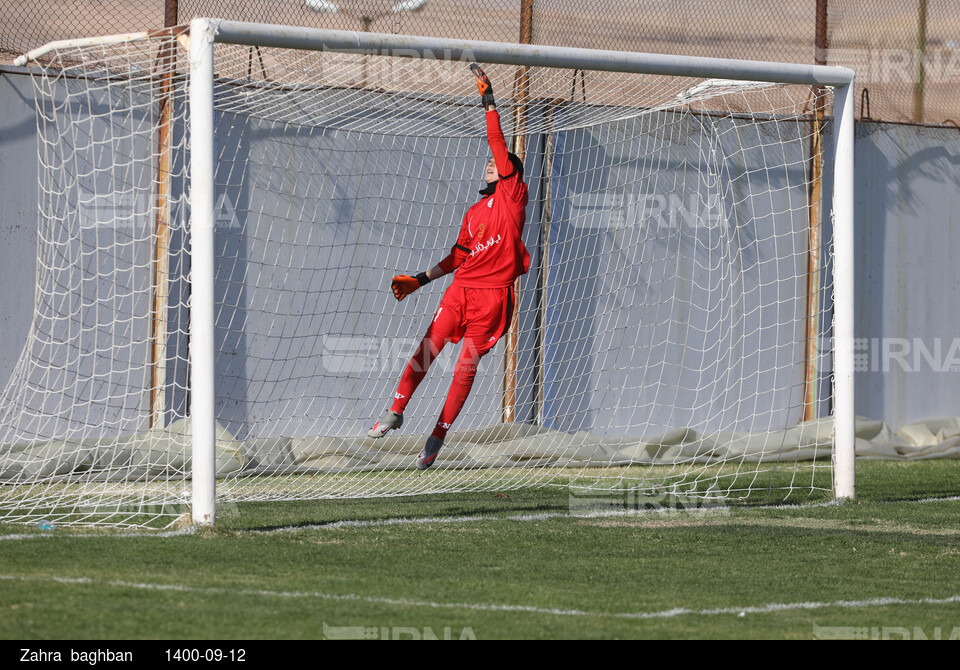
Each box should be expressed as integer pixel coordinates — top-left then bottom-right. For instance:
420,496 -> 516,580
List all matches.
390,284 -> 514,440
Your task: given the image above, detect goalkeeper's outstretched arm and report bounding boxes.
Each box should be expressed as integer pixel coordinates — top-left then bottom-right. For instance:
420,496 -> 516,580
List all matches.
472,63 -> 524,193
471,64 -> 517,181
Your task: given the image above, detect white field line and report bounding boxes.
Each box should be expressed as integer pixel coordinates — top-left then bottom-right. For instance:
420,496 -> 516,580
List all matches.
0,527 -> 196,541
264,500 -> 848,532
899,494 -> 960,504
271,510 -> 615,532
0,573 -> 958,621
0,508 -> 730,540
0,493 -> 956,540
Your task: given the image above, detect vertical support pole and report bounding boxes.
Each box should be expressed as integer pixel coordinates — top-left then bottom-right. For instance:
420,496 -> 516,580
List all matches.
503,0 -> 535,423
803,0 -> 828,422
915,0 -> 927,123
832,79 -> 856,500
535,127 -> 554,426
165,0 -> 179,28
150,12 -> 179,429
360,16 -> 373,88
190,18 -> 217,525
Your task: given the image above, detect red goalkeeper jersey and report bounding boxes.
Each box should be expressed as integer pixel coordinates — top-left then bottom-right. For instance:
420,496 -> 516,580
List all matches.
449,110 -> 530,289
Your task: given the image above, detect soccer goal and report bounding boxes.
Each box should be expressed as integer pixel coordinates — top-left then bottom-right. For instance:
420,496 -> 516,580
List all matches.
4,19 -> 854,526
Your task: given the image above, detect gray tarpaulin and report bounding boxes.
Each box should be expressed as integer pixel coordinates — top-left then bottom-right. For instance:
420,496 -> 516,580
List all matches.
2,414 -> 957,482
3,69 -> 960,457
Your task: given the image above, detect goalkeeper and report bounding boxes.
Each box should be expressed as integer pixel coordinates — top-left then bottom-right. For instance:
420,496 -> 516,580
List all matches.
366,64 -> 530,471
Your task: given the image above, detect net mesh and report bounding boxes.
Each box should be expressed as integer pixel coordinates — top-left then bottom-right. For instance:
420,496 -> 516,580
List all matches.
0,32 -> 836,526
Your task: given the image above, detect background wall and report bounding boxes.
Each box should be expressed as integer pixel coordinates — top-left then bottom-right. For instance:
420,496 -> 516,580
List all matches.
0,70 -> 39,391
851,121 -> 960,429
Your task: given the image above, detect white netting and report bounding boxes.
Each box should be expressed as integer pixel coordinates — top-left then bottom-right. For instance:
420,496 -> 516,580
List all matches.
0,31 -> 836,526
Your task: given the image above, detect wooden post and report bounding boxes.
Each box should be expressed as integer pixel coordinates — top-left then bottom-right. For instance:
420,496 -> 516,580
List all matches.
150,0 -> 179,428
503,0 -> 534,423
535,126 -> 554,426
915,0 -> 927,123
803,0 -> 828,423
164,0 -> 178,28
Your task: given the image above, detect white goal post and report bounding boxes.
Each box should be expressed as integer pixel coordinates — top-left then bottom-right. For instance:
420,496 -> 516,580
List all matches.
9,19 -> 854,527
189,20 -> 856,524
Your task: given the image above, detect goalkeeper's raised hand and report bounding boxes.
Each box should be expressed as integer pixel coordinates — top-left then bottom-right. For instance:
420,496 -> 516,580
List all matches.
470,63 -> 495,110
391,272 -> 431,302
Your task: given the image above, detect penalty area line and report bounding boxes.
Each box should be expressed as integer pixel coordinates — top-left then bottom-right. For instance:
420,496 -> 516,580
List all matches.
0,574 -> 958,621
0,493 -> 953,542
258,493 -> 960,534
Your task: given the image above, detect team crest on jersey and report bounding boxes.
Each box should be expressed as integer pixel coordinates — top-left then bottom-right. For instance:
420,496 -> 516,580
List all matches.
487,197 -> 494,208
476,223 -> 485,240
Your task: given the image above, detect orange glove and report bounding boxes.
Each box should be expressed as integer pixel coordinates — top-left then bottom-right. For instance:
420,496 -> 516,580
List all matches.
469,63 -> 495,109
391,272 -> 430,302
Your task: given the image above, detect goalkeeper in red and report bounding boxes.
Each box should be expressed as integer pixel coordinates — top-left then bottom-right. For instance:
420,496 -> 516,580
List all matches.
366,64 -> 530,470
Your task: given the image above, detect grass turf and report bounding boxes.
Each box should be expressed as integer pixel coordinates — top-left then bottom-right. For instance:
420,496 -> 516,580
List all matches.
0,460 -> 958,639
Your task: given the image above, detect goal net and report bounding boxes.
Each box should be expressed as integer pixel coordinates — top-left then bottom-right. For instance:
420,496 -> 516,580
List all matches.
3,22 -> 854,526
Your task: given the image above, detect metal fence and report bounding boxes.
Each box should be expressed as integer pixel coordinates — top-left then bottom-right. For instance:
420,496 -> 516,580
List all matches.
1,0 -> 957,124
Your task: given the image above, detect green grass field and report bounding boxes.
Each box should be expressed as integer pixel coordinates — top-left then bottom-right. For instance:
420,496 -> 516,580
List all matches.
1,460 -> 959,640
